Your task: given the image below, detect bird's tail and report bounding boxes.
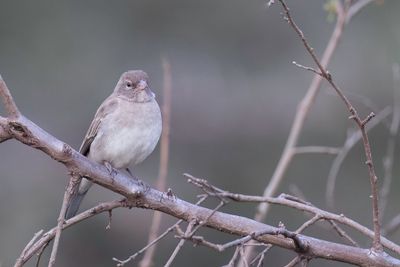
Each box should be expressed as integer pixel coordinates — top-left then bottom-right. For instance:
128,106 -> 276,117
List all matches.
65,178 -> 93,219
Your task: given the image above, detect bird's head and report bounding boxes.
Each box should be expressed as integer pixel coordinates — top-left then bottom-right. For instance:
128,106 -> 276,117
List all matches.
114,70 -> 155,102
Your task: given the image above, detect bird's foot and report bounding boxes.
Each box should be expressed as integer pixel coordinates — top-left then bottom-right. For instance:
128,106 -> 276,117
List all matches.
125,168 -> 138,179
104,161 -> 117,176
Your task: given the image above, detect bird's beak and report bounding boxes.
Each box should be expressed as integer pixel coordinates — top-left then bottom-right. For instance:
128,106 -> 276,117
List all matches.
138,79 -> 156,98
137,80 -> 147,90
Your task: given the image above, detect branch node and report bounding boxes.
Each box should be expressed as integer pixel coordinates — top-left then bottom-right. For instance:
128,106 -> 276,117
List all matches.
362,112 -> 376,126
325,71 -> 332,81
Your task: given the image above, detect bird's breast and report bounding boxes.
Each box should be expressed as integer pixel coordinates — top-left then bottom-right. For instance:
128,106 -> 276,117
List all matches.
89,99 -> 162,169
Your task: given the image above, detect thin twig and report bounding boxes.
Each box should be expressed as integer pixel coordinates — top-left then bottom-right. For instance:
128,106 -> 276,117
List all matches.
284,256 -> 302,267
292,61 -> 323,76
48,174 -> 81,267
278,0 -> 382,251
139,56 -> 173,267
35,241 -> 50,267
188,201 -> 226,237
379,63 -> 400,220
113,196 -> 207,266
180,227 -> 307,255
186,176 -> 399,254
327,220 -> 359,247
383,214 -> 400,236
347,0 -> 377,22
250,245 -> 271,267
164,220 -> 196,267
224,246 -> 241,267
14,230 -> 44,267
253,0 -> 347,230
293,146 -> 341,155
15,200 -> 126,266
326,107 -> 391,209
239,247 -> 250,267
290,185 -> 359,247
0,75 -> 20,117
115,220 -> 184,266
295,215 -> 321,234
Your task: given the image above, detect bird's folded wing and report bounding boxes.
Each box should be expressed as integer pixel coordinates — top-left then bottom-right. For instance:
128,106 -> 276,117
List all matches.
79,95 -> 119,156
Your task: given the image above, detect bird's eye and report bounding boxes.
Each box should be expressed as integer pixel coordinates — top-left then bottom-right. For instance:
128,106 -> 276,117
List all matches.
126,81 -> 133,89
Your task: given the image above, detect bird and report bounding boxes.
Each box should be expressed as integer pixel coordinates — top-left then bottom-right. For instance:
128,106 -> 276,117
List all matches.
65,70 -> 162,219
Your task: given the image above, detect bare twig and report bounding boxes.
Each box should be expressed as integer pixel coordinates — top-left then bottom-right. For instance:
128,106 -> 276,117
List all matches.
284,256 -> 302,267
292,61 -> 323,76
113,196 -> 207,267
277,0 -> 382,251
290,184 -> 359,247
379,63 -> 400,220
35,241 -> 50,267
295,215 -> 321,234
186,176 -> 398,255
15,200 -> 126,266
0,75 -> 20,117
383,214 -> 400,236
250,245 -> 271,267
179,228 -> 306,253
114,220 -> 184,267
48,174 -> 81,267
164,220 -> 197,267
326,107 -> 391,209
327,220 -> 359,247
224,246 -> 241,267
253,0 -> 347,230
14,230 -> 44,267
347,0 -> 377,22
293,146 -> 341,155
139,56 -> 173,267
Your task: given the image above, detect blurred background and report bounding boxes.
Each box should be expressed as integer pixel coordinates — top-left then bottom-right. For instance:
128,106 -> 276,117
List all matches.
1,0 -> 400,266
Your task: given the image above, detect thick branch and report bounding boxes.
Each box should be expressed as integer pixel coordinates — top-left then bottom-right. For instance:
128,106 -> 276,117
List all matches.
2,113 -> 399,266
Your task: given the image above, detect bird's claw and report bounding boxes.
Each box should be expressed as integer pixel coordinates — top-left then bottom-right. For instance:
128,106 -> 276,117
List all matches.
104,161 -> 117,176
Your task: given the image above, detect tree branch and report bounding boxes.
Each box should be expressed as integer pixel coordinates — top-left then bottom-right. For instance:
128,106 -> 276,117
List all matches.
277,0 -> 382,251
48,174 -> 81,267
254,0 -> 348,226
0,75 -> 20,117
15,200 -> 126,266
2,110 -> 397,266
186,175 -> 399,255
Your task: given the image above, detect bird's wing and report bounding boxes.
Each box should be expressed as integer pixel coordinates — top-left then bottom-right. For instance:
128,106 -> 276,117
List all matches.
79,95 -> 119,156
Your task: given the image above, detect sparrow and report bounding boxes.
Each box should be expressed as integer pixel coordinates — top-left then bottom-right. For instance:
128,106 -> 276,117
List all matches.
65,70 -> 162,219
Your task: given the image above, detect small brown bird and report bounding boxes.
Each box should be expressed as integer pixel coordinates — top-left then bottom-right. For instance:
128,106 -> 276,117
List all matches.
65,70 -> 162,218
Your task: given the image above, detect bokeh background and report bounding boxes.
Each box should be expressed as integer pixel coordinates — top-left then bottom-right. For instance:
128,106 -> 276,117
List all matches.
1,0 -> 400,266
